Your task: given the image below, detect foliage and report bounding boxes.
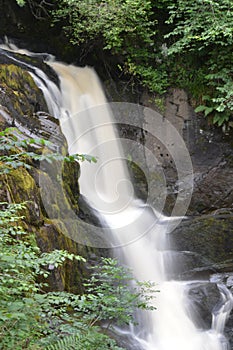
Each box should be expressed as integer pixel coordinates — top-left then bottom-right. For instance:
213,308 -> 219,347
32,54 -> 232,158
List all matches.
50,0 -> 233,125
15,0 -> 25,6
0,201 -> 85,350
83,257 -> 157,328
0,201 -> 155,349
166,0 -> 233,53
165,0 -> 233,127
51,0 -> 169,93
45,331 -> 123,350
34,257 -> 157,347
0,128 -> 96,174
13,0 -> 233,127
0,128 -> 157,349
52,0 -> 153,50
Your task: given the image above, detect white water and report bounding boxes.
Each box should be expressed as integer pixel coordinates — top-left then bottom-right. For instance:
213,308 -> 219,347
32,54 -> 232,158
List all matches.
1,43 -> 231,349
47,62 -> 229,350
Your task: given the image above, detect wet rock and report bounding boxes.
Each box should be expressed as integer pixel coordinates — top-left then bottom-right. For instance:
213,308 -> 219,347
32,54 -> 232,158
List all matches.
181,107 -> 233,215
37,221 -> 91,293
106,329 -> 143,350
140,88 -> 233,216
78,194 -> 104,227
0,62 -> 48,122
0,52 -> 106,293
189,154 -> 233,215
0,48 -> 59,85
225,304 -> 233,348
186,281 -> 221,329
170,214 -> 233,266
164,250 -> 213,280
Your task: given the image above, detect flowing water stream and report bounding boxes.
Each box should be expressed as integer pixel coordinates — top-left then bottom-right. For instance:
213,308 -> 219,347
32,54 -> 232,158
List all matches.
1,43 -> 232,349
47,62 -> 230,350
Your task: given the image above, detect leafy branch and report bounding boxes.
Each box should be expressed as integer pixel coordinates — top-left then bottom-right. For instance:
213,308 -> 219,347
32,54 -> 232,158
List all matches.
0,128 -> 96,174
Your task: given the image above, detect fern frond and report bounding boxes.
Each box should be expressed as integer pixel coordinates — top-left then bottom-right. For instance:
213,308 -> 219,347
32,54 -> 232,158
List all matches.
45,334 -> 81,350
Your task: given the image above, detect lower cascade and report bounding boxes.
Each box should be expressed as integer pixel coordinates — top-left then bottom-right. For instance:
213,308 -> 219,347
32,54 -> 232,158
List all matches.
2,44 -> 232,350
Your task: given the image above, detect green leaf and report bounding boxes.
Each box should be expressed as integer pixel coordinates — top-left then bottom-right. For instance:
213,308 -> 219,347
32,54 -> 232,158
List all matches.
194,105 -> 206,113
204,107 -> 214,116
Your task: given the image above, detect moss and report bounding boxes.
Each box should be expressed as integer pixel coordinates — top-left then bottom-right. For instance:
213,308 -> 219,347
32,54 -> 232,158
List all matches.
127,159 -> 148,201
4,167 -> 43,226
172,215 -> 233,264
38,220 -> 90,293
38,165 -> 80,220
0,63 -> 48,121
62,160 -> 80,210
0,60 -> 104,295
2,162 -> 105,293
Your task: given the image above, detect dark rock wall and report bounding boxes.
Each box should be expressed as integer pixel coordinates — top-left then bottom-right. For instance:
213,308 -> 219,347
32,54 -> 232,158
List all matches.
111,85 -> 233,345
0,0 -> 69,60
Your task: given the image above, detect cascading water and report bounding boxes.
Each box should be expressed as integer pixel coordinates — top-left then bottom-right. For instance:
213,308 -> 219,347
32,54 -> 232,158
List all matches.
46,61 -> 230,350
1,43 -> 232,349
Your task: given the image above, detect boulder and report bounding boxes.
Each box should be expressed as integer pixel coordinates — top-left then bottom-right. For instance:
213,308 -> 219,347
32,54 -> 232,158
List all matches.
170,214 -> 233,266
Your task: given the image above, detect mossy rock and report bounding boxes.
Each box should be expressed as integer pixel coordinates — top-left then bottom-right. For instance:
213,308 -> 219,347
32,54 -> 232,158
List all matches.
37,163 -> 80,220
38,221 -> 90,293
3,167 -> 43,226
171,214 -> 233,265
0,63 -> 48,122
0,52 -> 108,296
62,160 -> 80,209
127,159 -> 148,201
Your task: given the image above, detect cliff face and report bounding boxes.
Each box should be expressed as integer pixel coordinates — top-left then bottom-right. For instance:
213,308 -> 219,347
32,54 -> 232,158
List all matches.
105,79 -> 233,268
0,50 -> 104,293
1,47 -> 232,268
104,79 -> 233,344
140,88 -> 233,345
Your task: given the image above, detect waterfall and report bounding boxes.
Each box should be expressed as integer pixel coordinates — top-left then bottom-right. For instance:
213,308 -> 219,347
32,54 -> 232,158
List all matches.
47,61 -> 229,350
1,43 -> 231,350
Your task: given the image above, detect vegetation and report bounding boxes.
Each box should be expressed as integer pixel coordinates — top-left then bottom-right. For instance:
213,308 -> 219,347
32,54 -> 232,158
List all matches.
0,128 -> 97,175
51,0 -> 170,94
165,0 -> 233,127
3,1 -> 232,347
13,0 -> 232,128
0,128 -> 158,349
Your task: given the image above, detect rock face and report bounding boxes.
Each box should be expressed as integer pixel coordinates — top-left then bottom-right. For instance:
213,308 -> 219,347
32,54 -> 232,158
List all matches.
158,90 -> 233,347
103,78 -> 233,346
0,49 -> 105,293
171,214 -> 233,270
186,281 -> 222,329
128,87 -> 233,347
141,88 -> 233,215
